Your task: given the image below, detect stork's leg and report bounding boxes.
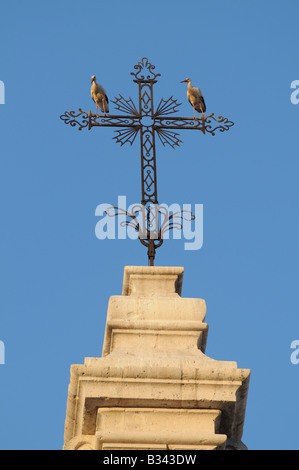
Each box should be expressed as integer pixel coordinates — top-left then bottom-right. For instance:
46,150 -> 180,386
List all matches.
200,104 -> 205,120
193,104 -> 196,120
96,104 -> 98,115
102,98 -> 106,115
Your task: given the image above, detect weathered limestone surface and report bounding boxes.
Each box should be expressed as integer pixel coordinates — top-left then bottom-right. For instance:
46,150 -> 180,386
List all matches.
63,266 -> 250,450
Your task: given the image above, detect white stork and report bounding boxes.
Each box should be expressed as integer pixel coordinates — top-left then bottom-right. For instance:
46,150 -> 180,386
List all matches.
180,78 -> 206,119
91,75 -> 109,115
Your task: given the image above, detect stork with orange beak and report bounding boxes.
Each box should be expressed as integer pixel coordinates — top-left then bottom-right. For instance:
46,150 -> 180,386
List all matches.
180,78 -> 206,119
91,75 -> 109,115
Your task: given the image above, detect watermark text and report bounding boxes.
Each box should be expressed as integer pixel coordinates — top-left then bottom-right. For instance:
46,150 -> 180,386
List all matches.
290,340 -> 299,365
290,80 -> 299,104
0,81 -> 4,104
95,196 -> 203,251
0,340 -> 5,365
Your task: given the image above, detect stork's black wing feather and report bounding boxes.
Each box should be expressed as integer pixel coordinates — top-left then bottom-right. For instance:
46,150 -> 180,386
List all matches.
195,95 -> 206,113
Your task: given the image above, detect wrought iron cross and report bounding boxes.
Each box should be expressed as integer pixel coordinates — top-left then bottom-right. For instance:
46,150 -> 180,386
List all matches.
60,57 -> 234,265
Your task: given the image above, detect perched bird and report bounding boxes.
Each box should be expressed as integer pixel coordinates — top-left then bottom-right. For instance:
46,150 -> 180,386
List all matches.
91,75 -> 109,115
180,78 -> 206,119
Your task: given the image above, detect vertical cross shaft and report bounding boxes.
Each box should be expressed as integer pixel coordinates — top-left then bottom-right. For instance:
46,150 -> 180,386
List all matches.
136,78 -> 159,266
136,79 -> 158,208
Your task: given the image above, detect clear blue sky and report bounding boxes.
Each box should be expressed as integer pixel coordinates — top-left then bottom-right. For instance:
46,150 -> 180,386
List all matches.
0,0 -> 298,450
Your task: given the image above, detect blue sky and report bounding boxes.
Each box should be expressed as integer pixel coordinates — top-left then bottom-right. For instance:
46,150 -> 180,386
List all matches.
0,0 -> 298,450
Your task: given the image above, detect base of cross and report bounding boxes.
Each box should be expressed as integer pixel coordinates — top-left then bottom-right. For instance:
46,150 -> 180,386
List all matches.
139,237 -> 163,266
103,204 -> 195,266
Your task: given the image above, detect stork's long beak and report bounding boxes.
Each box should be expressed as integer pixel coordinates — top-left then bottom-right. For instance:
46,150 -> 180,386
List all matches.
180,79 -> 188,83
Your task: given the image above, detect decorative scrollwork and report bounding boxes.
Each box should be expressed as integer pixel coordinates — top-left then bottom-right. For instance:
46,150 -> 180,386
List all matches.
113,127 -> 140,146
204,113 -> 235,136
155,116 -> 205,130
154,96 -> 182,117
154,113 -> 234,136
155,127 -> 183,149
111,95 -> 139,116
59,108 -> 89,131
91,114 -> 138,127
105,204 -> 195,241
105,205 -> 143,232
159,208 -> 195,237
131,57 -> 161,81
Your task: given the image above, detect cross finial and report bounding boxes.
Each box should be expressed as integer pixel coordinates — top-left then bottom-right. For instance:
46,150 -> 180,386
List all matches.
131,57 -> 161,81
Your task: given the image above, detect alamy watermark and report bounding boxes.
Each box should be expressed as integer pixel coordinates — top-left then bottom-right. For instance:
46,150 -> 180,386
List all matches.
290,340 -> 299,365
290,80 -> 299,104
289,83 -> 299,363
0,340 -> 4,365
95,196 -> 203,251
0,80 -> 4,104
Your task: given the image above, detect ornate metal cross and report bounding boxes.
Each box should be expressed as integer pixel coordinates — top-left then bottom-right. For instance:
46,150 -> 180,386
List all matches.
60,57 -> 234,265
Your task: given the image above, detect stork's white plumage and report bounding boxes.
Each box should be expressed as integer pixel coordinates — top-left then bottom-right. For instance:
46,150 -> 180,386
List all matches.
91,75 -> 109,115
180,78 -> 206,119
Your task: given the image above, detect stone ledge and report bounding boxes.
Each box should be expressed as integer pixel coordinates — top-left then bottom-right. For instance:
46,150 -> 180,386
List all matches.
122,266 -> 184,296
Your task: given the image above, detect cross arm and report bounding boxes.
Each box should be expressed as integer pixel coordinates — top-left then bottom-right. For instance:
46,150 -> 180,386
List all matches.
154,113 -> 234,136
60,108 -> 140,131
60,108 -> 141,145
